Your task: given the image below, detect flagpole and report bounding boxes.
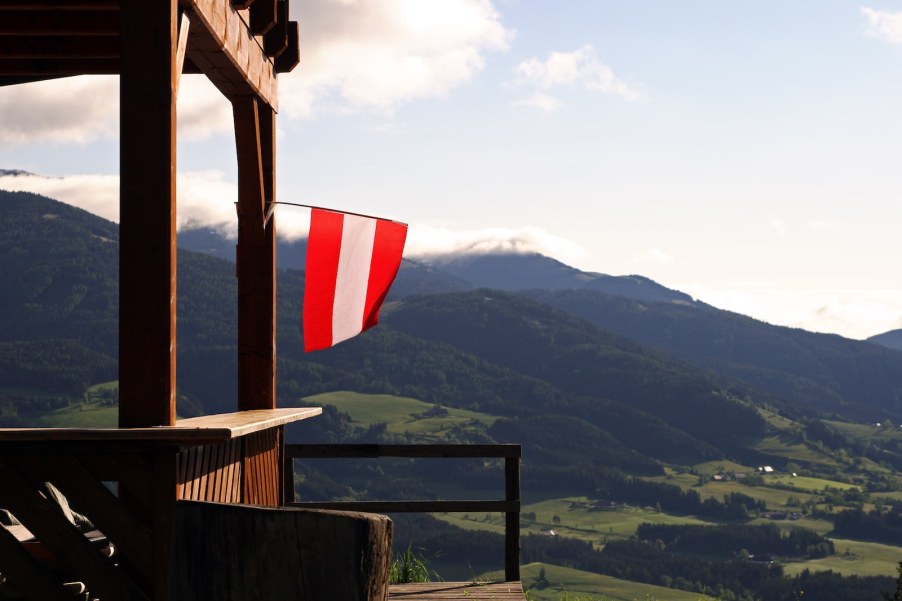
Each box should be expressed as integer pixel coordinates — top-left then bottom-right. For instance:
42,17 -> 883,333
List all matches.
269,201 -> 408,226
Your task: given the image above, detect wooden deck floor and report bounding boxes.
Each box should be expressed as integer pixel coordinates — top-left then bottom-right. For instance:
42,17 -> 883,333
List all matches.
389,582 -> 526,600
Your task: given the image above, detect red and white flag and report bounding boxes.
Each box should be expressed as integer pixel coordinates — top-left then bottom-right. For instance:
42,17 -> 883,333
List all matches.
303,208 -> 407,352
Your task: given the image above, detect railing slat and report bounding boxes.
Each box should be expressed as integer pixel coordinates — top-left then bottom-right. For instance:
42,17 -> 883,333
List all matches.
284,442 -> 522,581
286,500 -> 518,513
286,443 -> 521,459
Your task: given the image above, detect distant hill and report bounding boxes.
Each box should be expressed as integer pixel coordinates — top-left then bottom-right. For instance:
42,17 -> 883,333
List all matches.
420,251 -> 698,304
868,329 -> 902,352
521,289 -> 902,421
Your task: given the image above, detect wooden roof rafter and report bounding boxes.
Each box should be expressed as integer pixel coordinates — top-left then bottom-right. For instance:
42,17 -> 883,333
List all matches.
0,0 -> 300,110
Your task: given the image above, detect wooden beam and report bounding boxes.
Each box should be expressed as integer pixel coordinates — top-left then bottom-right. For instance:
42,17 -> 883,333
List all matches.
0,525 -> 72,601
274,20 -> 298,73
180,0 -> 278,109
0,10 -> 118,34
174,13 -> 190,96
232,0 -> 256,9
0,457 -> 146,601
118,0 -> 177,428
263,0 -> 288,58
0,35 -> 119,58
234,97 -> 276,411
249,0 -> 276,35
0,58 -> 118,75
0,1 -> 117,8
14,454 -> 154,581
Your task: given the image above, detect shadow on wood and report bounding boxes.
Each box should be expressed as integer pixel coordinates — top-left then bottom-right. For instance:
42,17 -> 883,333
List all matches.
169,501 -> 392,601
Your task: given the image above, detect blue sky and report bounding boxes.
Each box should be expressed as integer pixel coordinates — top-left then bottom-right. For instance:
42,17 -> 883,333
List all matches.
1,1 -> 902,339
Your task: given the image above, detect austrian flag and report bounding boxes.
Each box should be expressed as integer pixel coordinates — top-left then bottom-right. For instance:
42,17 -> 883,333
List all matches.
303,208 -> 407,352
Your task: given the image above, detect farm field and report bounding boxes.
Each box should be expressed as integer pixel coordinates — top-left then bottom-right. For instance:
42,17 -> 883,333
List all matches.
764,474 -> 858,492
38,400 -> 117,428
752,434 -> 840,467
783,538 -> 902,578
438,497 -> 712,548
304,391 -> 496,439
481,563 -> 714,601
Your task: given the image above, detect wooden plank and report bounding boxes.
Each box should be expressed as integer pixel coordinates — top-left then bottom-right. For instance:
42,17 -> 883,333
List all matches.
249,0 -> 275,35
388,582 -> 525,600
226,438 -> 240,502
286,443 -> 521,459
197,445 -> 211,501
0,456 -> 146,601
0,35 -> 119,58
262,0 -> 288,57
0,57 -> 118,75
118,0 -> 177,429
151,453 -> 177,601
0,1 -> 117,8
287,500 -> 518,513
190,447 -> 203,500
176,449 -> 189,499
0,10 -> 118,34
0,408 -> 321,442
504,456 -> 520,582
234,97 -> 277,411
169,503 -> 392,600
274,20 -> 298,73
0,524 -> 72,601
11,454 -> 154,580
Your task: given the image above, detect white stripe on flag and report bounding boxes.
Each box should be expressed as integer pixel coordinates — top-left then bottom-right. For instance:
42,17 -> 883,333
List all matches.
332,214 -> 377,345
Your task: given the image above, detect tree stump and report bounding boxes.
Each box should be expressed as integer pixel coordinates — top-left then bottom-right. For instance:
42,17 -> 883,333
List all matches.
169,501 -> 392,601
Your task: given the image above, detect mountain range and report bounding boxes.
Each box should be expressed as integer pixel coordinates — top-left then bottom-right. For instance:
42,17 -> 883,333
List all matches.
3,189 -> 902,481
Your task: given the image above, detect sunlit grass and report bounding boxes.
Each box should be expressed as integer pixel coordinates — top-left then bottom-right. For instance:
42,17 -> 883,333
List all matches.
482,563 -> 715,601
783,538 -> 902,578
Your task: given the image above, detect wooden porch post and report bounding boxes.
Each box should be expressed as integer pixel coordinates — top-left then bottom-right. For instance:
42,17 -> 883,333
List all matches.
234,97 -> 277,411
118,0 -> 178,428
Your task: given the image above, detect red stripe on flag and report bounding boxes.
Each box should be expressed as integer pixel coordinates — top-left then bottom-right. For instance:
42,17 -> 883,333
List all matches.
303,209 -> 344,351
363,219 -> 408,331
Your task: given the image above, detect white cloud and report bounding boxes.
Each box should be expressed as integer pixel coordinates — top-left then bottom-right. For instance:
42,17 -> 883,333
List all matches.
0,77 -> 119,144
0,75 -> 233,145
512,45 -> 639,104
511,93 -> 562,112
769,215 -> 789,237
176,76 -> 234,141
0,172 -> 120,220
862,7 -> 902,44
0,170 -> 238,236
684,284 -> 902,340
0,2 -> 511,141
636,248 -> 675,265
808,219 -> 838,232
406,224 -> 585,265
282,0 -> 512,117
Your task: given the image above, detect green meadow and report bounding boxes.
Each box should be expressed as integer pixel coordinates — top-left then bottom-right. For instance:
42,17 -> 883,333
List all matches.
480,563 -> 714,601
438,497 -> 712,548
38,400 -> 117,428
304,391 -> 496,440
783,538 -> 902,578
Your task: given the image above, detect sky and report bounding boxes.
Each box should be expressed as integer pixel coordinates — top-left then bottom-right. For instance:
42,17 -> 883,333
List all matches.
1,1 -> 902,340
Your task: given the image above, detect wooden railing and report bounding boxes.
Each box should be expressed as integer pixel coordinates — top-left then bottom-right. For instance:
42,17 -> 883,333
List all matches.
284,444 -> 522,582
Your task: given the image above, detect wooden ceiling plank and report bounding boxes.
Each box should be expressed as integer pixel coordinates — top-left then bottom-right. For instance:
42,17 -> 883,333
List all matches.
0,36 -> 119,59
0,2 -> 117,9
0,10 -> 119,34
0,58 -> 118,75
